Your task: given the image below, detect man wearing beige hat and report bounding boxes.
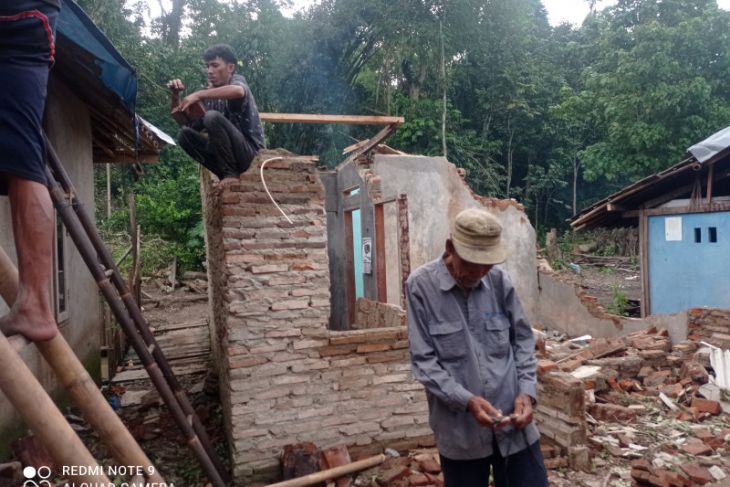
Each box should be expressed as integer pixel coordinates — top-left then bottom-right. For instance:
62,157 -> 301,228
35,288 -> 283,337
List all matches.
407,207 -> 547,487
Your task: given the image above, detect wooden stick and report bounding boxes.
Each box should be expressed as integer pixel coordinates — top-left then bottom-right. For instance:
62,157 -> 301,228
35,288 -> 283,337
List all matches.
0,246 -> 18,307
265,454 -> 386,487
260,113 -> 404,125
0,246 -> 166,484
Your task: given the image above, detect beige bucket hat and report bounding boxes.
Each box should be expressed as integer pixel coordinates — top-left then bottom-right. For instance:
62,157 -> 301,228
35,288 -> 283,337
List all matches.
451,208 -> 507,265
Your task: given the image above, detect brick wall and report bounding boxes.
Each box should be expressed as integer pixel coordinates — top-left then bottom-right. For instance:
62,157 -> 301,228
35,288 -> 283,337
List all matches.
353,298 -> 407,329
535,372 -> 587,454
202,151 -> 432,484
689,307 -> 730,348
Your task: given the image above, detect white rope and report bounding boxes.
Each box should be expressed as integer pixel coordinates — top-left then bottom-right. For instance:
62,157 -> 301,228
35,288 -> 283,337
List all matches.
260,156 -> 293,224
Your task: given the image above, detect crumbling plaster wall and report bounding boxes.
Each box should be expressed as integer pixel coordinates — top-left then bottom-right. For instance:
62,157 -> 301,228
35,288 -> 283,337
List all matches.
0,79 -> 102,455
371,154 -> 539,322
537,271 -> 689,343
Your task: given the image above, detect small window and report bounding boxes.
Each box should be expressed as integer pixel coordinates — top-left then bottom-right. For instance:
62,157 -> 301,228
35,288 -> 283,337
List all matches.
709,227 -> 718,243
694,228 -> 702,243
54,213 -> 69,323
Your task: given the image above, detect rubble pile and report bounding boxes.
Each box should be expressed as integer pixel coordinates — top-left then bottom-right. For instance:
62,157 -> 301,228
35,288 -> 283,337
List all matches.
538,326 -> 730,486
352,450 -> 443,487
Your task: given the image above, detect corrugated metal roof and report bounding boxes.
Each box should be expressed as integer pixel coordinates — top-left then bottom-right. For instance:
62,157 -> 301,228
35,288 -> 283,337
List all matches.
690,126 -> 730,164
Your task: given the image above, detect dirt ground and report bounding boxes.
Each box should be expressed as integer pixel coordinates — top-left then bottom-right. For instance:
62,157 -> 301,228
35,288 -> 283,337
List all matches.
7,272 -> 729,487
81,284 -> 228,487
551,261 -> 643,316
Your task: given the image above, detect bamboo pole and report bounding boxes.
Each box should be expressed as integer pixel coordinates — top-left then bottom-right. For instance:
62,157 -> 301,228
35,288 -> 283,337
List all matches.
264,454 -> 386,487
0,246 -> 18,306
0,246 -> 166,484
0,334 -> 111,485
0,248 -> 108,484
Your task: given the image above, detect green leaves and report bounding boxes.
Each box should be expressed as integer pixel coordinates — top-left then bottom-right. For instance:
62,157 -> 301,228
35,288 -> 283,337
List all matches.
90,0 -> 730,247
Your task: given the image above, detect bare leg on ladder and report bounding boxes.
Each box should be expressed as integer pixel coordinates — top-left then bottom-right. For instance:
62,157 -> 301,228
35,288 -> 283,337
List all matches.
0,177 -> 58,341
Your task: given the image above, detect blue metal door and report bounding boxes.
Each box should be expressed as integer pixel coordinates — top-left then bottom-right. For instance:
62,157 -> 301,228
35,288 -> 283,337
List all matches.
648,211 -> 730,314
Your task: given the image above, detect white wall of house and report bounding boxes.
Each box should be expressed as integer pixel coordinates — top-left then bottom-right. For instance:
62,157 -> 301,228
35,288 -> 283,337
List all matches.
372,154 -> 539,322
0,78 -> 102,452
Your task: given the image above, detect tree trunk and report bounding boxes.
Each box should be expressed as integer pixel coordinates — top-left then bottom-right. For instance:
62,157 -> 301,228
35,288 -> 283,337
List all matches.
440,19 -> 447,158
572,156 -> 580,216
506,116 -> 514,198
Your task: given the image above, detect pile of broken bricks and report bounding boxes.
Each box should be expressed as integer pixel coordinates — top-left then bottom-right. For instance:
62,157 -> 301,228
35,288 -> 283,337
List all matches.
538,326 -> 730,486
352,450 -> 443,487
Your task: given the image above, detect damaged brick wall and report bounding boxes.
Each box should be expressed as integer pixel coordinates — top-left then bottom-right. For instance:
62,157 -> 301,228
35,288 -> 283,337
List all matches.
689,307 -> 730,348
203,151 -> 432,484
535,372 -> 588,468
353,298 -> 407,329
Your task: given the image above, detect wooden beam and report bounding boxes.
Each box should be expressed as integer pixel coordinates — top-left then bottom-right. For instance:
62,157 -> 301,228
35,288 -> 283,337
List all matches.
259,113 -> 404,125
374,203 -> 387,302
641,166 -> 730,210
340,124 -> 399,167
641,201 -> 730,217
606,202 -> 626,212
707,163 -> 714,205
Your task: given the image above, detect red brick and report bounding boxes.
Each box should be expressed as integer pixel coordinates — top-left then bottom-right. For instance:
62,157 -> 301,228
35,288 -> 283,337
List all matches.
356,343 -> 390,354
377,465 -> 411,485
631,458 -> 652,471
588,403 -> 637,421
681,438 -> 713,456
536,360 -> 556,375
644,370 -> 672,387
660,382 -> 684,399
417,457 -> 441,474
229,356 -> 268,369
680,463 -> 714,485
691,398 -> 722,415
409,473 -> 432,486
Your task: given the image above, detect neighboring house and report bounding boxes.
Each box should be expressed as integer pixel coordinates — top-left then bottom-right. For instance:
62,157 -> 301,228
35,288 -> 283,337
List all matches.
0,0 -> 170,454
571,126 -> 730,316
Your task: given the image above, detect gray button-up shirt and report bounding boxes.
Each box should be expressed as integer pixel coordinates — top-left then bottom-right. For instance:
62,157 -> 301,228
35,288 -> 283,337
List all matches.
406,257 -> 540,460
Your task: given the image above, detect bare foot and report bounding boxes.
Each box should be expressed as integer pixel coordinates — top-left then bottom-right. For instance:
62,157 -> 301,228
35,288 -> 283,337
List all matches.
213,176 -> 239,196
0,303 -> 57,342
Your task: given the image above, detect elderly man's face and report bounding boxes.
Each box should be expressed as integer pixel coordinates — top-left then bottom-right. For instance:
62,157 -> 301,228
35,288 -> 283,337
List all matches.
444,239 -> 493,289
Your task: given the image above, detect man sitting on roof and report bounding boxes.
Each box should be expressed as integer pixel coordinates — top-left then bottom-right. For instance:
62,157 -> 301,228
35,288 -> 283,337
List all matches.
167,44 -> 265,183
0,0 -> 61,342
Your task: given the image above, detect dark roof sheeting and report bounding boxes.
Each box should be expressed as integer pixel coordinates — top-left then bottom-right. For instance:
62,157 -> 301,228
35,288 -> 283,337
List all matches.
52,0 -> 171,162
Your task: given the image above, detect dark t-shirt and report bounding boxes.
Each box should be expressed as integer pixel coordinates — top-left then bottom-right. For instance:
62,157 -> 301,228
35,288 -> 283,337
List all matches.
203,74 -> 265,150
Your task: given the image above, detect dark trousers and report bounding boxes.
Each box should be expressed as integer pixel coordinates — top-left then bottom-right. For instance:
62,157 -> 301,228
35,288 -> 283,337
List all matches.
177,110 -> 259,180
440,441 -> 548,487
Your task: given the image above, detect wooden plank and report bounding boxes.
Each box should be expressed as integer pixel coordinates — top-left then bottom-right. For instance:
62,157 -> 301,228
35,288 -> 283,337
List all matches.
606,202 -> 626,212
375,203 -> 387,302
260,113 -> 404,125
639,209 -> 650,317
343,139 -> 369,155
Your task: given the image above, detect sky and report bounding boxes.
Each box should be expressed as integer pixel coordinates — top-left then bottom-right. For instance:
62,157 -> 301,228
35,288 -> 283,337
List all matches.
147,0 -> 730,27
279,0 -> 730,25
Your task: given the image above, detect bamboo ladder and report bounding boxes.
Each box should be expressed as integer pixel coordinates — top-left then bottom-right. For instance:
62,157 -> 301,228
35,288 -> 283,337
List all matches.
42,136 -> 230,487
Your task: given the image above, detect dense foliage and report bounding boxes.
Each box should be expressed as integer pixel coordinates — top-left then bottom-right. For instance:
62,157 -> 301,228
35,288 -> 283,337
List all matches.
87,0 -> 730,270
